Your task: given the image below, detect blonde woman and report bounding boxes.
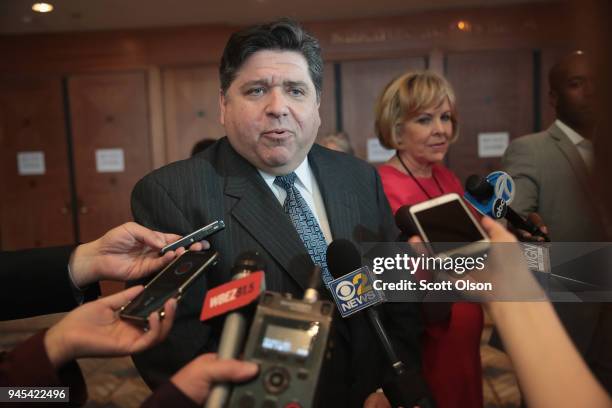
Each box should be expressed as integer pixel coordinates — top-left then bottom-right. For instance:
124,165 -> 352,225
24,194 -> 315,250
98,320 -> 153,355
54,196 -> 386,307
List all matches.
375,71 -> 483,408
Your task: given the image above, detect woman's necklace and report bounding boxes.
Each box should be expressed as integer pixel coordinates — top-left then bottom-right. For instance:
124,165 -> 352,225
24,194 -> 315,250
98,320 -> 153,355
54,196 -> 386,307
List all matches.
395,153 -> 443,199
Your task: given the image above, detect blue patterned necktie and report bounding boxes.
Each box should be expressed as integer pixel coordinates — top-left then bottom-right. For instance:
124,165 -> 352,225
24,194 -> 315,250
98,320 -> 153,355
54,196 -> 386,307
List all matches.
274,173 -> 332,285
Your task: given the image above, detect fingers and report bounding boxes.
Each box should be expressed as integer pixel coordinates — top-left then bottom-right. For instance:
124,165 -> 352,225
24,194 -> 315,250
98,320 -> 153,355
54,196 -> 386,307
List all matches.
192,353 -> 259,384
408,235 -> 422,243
158,298 -> 177,340
175,240 -> 209,255
102,285 -> 145,309
527,212 -> 549,236
481,217 -> 517,242
130,299 -> 177,353
123,222 -> 168,249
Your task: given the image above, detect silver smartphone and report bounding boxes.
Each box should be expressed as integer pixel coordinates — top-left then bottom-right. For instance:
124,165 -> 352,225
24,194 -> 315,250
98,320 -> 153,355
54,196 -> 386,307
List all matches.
159,220 -> 225,255
409,193 -> 490,257
119,250 -> 219,326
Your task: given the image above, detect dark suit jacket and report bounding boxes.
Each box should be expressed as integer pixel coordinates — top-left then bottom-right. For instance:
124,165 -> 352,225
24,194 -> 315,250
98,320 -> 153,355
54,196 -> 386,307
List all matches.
1,246 -> 99,321
131,138 -> 423,406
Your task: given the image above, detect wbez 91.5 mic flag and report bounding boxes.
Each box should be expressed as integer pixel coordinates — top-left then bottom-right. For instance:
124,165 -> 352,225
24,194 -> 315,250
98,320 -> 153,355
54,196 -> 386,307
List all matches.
464,171 -> 550,241
201,251 -> 266,408
326,240 -> 435,408
227,266 -> 334,408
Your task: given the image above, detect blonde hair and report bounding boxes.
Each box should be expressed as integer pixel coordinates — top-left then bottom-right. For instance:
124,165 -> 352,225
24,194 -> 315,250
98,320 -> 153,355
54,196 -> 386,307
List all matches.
374,70 -> 459,150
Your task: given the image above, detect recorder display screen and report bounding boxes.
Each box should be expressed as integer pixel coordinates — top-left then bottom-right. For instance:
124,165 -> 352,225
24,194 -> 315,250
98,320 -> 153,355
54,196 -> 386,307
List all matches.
261,323 -> 319,357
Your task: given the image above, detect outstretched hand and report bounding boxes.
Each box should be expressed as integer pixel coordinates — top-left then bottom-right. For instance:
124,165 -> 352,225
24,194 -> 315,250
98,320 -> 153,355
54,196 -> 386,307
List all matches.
44,285 -> 176,368
69,222 -> 208,287
171,353 -> 259,405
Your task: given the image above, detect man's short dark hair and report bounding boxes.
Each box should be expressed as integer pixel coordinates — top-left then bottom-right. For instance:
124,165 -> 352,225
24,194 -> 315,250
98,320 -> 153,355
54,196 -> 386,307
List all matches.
219,19 -> 323,100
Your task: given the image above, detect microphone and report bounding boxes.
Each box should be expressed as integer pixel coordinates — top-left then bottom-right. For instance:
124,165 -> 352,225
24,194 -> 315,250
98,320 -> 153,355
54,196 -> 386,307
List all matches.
395,205 -> 419,241
326,240 -> 433,407
464,172 -> 550,242
203,252 -> 266,408
227,265 -> 334,408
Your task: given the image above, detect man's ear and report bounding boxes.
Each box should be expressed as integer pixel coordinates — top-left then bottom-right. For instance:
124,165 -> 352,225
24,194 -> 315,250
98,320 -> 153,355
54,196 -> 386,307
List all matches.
548,89 -> 558,110
219,90 -> 226,126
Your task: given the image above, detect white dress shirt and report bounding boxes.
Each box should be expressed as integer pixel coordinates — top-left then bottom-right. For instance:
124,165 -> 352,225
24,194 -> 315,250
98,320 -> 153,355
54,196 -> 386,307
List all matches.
555,119 -> 593,170
258,159 -> 333,244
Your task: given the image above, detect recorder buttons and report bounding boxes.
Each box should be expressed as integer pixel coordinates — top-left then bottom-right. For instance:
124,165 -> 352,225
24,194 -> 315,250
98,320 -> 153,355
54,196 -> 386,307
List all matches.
262,400 -> 278,408
238,394 -> 255,408
263,367 -> 290,395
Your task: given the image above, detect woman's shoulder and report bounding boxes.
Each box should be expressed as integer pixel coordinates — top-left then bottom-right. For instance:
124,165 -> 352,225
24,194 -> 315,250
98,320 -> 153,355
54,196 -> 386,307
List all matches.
377,163 -> 406,179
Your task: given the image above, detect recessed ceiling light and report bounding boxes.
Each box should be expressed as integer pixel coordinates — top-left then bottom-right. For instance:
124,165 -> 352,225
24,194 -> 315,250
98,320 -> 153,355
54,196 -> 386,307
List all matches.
32,3 -> 54,13
456,20 -> 472,32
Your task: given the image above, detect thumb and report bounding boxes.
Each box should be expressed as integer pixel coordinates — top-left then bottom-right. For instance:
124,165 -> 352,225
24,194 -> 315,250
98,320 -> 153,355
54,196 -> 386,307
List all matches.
198,354 -> 259,384
481,216 -> 517,242
102,285 -> 145,309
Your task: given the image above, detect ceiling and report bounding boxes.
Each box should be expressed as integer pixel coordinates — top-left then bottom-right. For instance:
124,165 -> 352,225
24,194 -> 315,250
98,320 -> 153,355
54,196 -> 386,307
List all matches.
0,0 -> 555,34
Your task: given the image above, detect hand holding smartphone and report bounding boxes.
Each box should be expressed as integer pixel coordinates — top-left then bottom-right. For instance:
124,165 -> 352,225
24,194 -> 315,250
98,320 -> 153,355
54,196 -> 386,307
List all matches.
159,220 -> 225,255
409,193 -> 490,258
120,250 -> 219,326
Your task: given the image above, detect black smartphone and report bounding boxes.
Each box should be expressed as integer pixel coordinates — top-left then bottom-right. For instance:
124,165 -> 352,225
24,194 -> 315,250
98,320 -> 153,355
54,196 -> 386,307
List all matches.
119,250 -> 219,326
159,220 -> 225,255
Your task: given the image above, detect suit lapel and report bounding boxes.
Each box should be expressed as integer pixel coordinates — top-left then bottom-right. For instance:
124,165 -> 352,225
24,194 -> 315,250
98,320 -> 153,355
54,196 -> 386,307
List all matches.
309,146 -> 360,242
548,123 -> 605,221
548,123 -> 593,197
222,142 -> 312,290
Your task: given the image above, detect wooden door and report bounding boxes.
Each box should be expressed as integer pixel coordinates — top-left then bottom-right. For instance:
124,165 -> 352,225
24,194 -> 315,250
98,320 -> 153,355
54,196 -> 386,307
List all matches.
68,71 -> 152,243
68,72 -> 152,293
341,56 -> 427,161
445,50 -> 534,185
0,76 -> 74,250
316,62 -> 337,140
163,65 -> 225,162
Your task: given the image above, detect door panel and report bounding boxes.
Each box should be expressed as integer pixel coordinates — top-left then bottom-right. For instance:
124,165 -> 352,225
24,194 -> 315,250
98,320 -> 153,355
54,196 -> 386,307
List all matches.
68,71 -> 152,243
0,76 -> 74,249
163,65 -> 225,162
445,50 -> 534,185
341,57 -> 427,161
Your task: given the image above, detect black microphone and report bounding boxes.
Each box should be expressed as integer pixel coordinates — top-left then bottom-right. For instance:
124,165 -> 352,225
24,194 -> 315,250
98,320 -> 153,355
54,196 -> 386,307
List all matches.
326,240 -> 433,408
395,205 -> 420,241
204,251 -> 266,408
465,174 -> 551,242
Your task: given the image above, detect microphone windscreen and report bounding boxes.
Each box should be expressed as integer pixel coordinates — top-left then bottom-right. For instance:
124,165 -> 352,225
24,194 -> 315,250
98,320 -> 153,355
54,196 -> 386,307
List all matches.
394,205 -> 419,237
326,239 -> 361,279
465,174 -> 493,201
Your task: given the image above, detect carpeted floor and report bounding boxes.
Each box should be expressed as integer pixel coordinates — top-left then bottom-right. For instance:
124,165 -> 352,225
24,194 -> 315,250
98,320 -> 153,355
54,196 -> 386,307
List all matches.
0,313 -> 520,407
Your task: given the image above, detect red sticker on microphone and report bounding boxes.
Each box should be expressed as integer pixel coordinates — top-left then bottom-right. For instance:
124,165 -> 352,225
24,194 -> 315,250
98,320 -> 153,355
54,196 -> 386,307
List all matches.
200,271 -> 264,321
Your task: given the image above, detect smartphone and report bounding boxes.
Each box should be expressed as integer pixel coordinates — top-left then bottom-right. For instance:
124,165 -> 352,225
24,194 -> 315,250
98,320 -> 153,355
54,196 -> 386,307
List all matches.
120,250 -> 219,326
409,193 -> 490,257
159,220 -> 225,255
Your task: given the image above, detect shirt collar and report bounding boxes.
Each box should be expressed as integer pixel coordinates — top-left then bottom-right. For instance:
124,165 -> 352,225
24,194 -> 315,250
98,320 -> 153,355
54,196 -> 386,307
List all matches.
258,157 -> 313,193
555,119 -> 585,146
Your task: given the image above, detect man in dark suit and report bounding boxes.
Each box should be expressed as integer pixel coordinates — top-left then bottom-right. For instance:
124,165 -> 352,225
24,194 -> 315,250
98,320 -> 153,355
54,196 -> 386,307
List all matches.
131,19 -> 423,406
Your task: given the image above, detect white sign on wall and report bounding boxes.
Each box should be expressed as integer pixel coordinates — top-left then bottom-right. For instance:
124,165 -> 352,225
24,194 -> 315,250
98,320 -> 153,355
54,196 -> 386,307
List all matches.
367,138 -> 395,163
478,132 -> 510,158
17,151 -> 46,175
95,148 -> 125,173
